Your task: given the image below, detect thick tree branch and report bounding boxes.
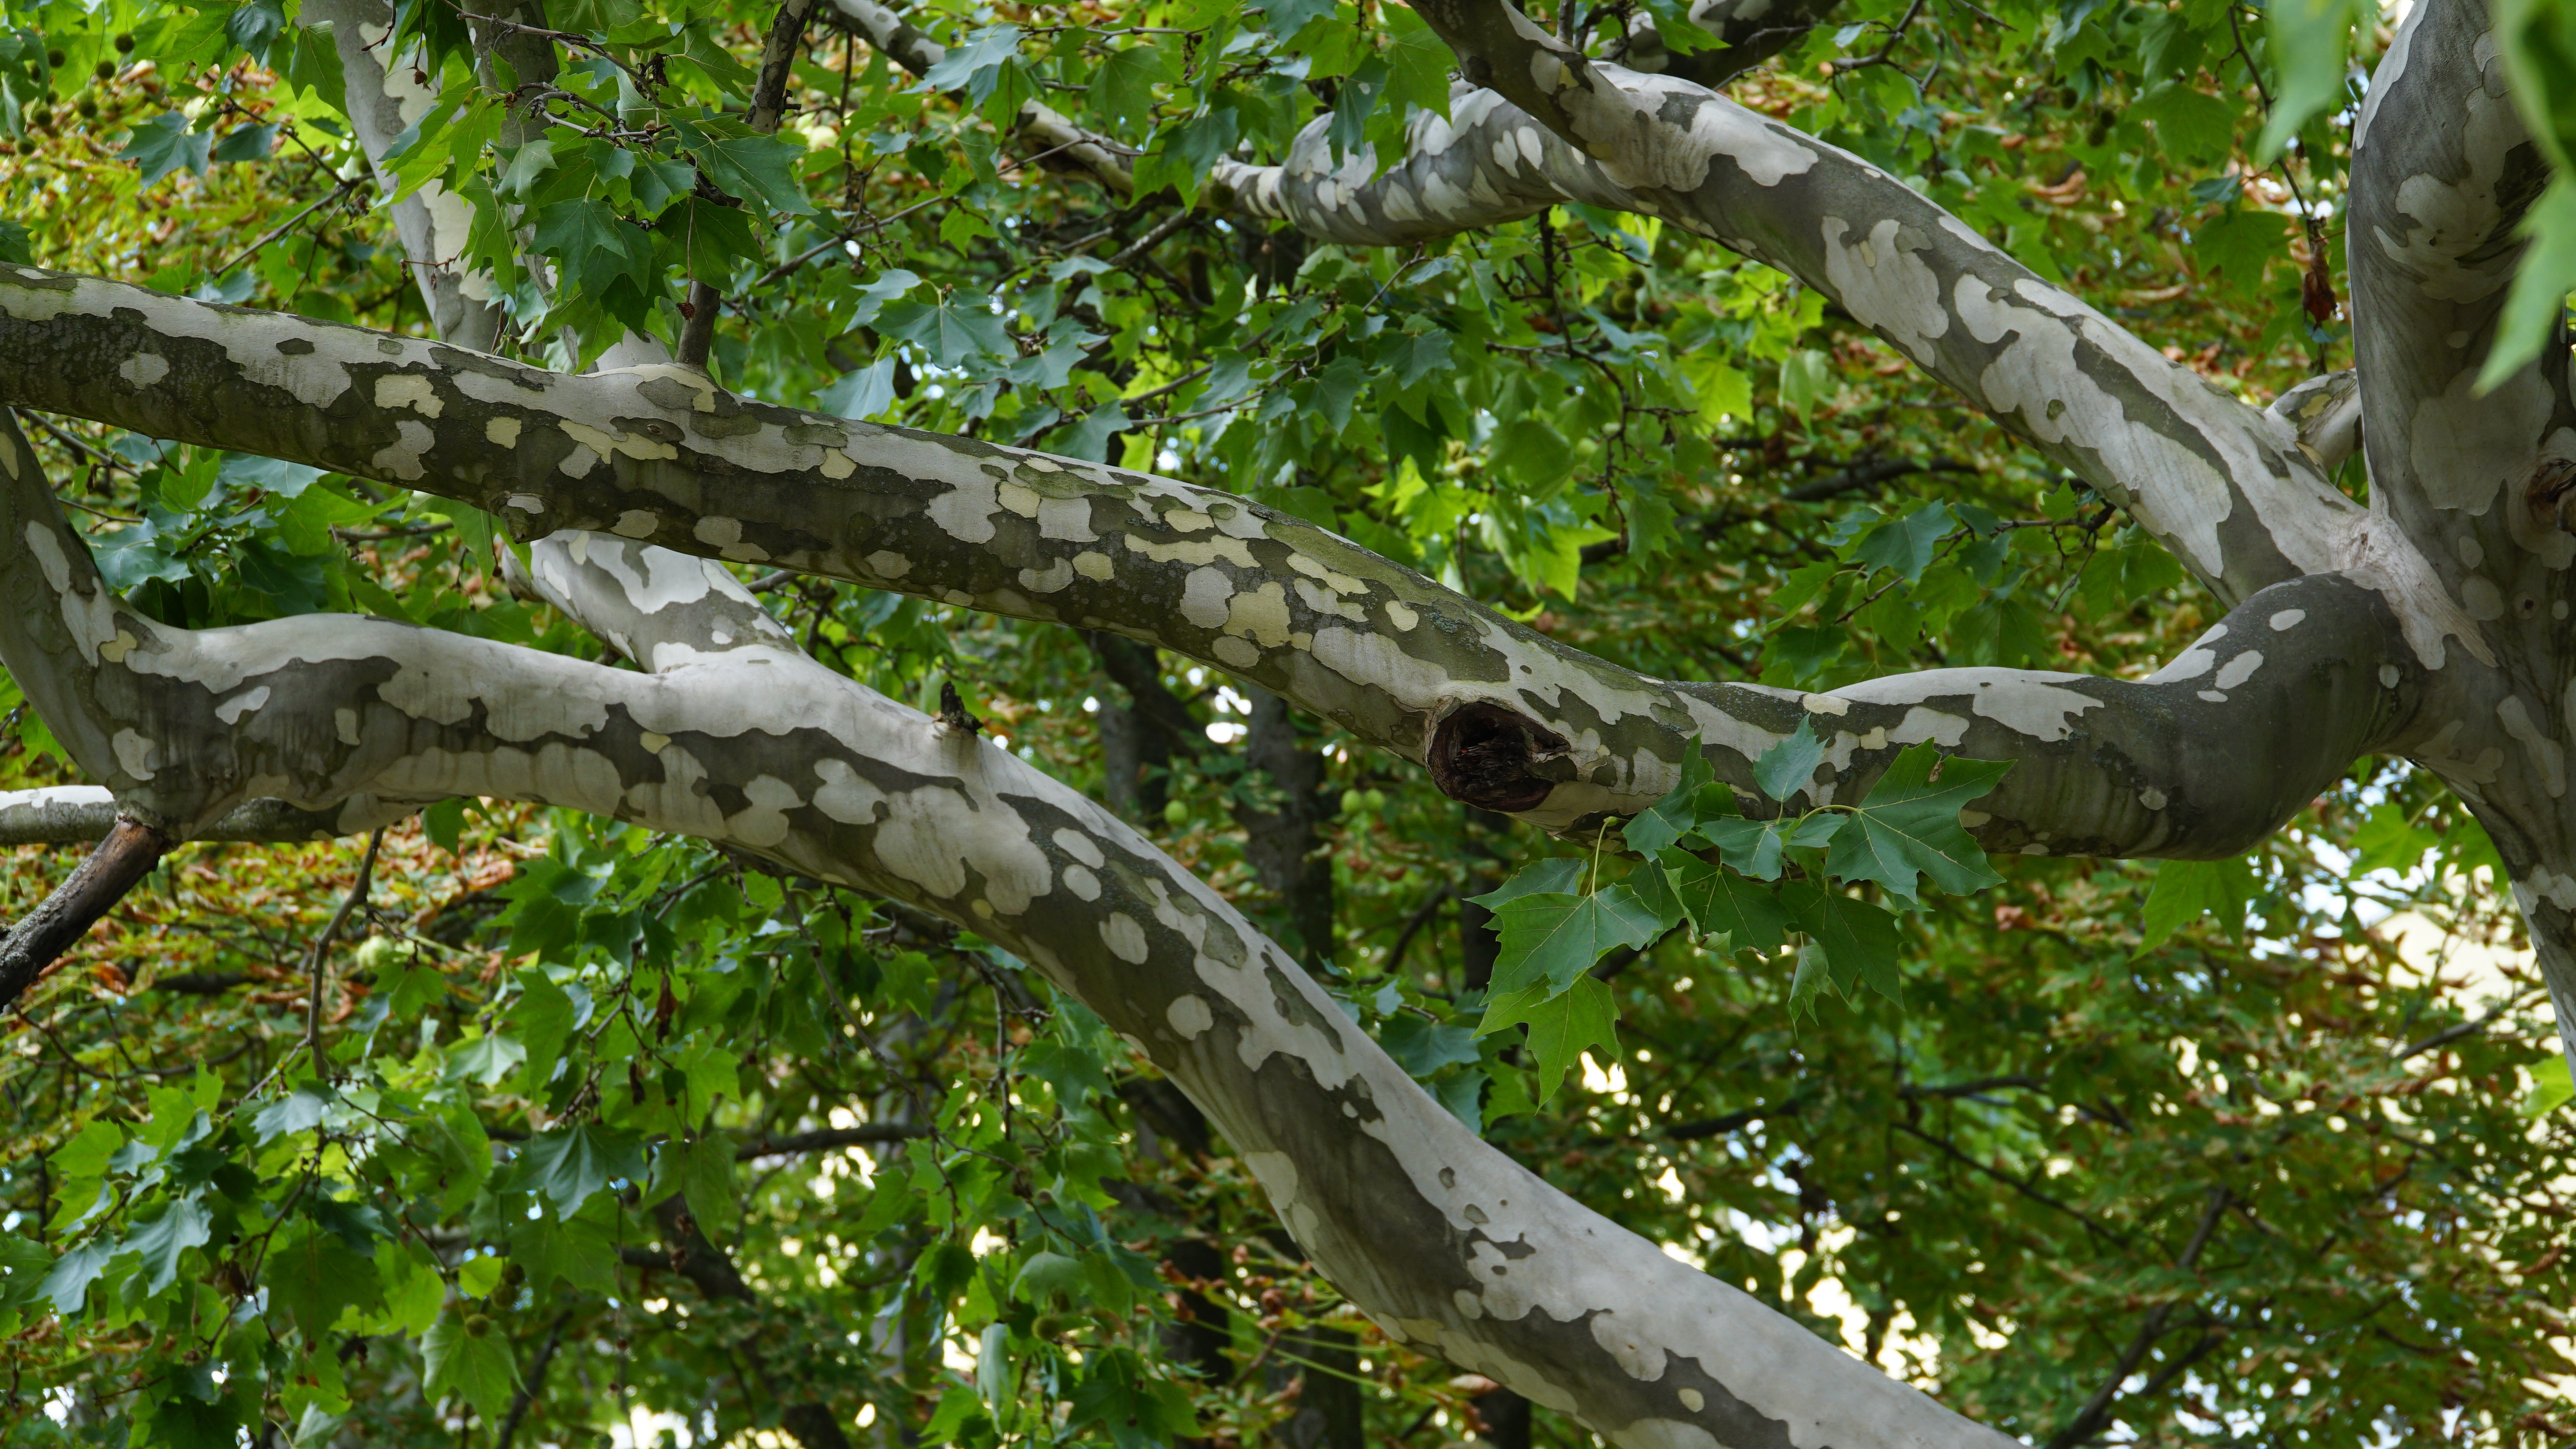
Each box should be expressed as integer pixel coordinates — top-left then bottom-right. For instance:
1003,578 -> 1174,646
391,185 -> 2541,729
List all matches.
1394,0 -> 2479,658
298,0 -> 508,350
0,814 -> 170,1009
0,275 -> 2427,859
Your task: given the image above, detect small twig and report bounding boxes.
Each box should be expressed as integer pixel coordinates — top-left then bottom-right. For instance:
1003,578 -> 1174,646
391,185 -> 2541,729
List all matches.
305,828 -> 386,1080
494,1307 -> 577,1449
207,173 -> 365,282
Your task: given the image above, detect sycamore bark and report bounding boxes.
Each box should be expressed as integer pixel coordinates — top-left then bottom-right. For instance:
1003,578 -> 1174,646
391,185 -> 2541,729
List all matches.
0,0 -> 2569,1443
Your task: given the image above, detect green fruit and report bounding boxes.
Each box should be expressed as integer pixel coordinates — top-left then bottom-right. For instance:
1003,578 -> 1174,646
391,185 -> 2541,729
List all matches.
1162,799 -> 1187,826
45,49 -> 65,70
1340,790 -> 1364,815
75,98 -> 95,120
114,33 -> 135,54
1363,789 -> 1387,812
353,935 -> 402,973
463,1313 -> 494,1337
93,61 -> 113,81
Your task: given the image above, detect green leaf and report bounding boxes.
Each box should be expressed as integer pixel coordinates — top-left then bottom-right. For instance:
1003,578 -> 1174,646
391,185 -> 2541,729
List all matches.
120,112 -> 212,188
225,0 -> 287,63
447,1029 -> 527,1087
1783,883 -> 1903,1006
1465,858 -> 1584,909
1382,10 -> 1454,121
529,197 -> 657,296
508,970 -> 583,1093
2257,0 -> 2362,161
1753,719 -> 1823,803
1476,976 -> 1619,1103
39,1241 -> 112,1316
1622,739 -> 1714,855
422,1309 -> 521,1424
2525,1054 -> 2573,1118
672,1132 -> 740,1239
510,1124 -> 647,1215
2135,82 -> 2235,164
682,125 -> 814,215
267,1228 -> 382,1342
878,295 -> 1012,365
209,122 -> 276,163
125,1194 -> 212,1294
1780,349 -> 1829,423
1654,849 -> 1792,954
507,1205 -> 618,1296
1377,1013 -> 1483,1077
2351,801 -> 2438,876
1485,886 -> 1663,996
1681,354 -> 1753,428
1492,416 -> 1573,490
1092,45 -> 1175,133
1826,743 -> 2014,902
2133,856 -> 2256,958
252,1086 -> 331,1144
659,197 -> 760,285
1850,503 -> 1955,584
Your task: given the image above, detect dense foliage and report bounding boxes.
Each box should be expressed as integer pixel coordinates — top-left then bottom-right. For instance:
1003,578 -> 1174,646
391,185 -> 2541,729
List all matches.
0,0 -> 2570,1445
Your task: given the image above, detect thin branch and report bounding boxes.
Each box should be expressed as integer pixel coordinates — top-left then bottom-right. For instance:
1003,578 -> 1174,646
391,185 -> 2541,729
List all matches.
0,815 -> 172,1011
2044,1185 -> 2230,1449
494,1307 -> 576,1449
305,828 -> 386,1080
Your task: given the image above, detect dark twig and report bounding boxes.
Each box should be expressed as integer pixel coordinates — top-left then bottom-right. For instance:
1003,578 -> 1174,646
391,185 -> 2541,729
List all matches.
493,1307 -> 576,1449
0,815 -> 172,1010
305,828 -> 386,1080
2044,1185 -> 2231,1449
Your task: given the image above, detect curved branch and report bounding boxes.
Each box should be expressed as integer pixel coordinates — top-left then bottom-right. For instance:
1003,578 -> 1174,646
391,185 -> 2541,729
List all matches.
298,0 -> 508,350
1390,0 -> 2458,640
0,273 -> 2422,855
2347,0 -> 2571,621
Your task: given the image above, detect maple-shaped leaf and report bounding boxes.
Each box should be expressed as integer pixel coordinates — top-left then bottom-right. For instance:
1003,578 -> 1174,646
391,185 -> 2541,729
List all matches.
1753,719 -> 1825,803
1826,743 -> 2014,902
1622,737 -> 1714,856
1782,882 -> 1903,1006
1487,886 -> 1664,997
1476,976 -> 1620,1103
423,1309 -> 520,1424
1654,849 -> 1792,954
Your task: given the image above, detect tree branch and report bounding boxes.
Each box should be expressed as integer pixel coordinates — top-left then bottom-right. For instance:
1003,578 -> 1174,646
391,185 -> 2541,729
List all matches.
2042,1185 -> 2230,1449
0,814 -> 170,1010
1395,0 -> 2476,658
0,277 -> 2434,861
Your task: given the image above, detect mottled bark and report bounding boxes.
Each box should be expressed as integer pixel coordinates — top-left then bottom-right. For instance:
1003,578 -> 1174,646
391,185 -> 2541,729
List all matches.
299,0 -> 506,350
0,271 -> 2425,864
0,349 -> 2024,1442
2347,0 -> 2576,1061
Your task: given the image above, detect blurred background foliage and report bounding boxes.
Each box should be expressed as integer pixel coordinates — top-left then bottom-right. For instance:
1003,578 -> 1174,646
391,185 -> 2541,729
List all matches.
0,0 -> 2570,1445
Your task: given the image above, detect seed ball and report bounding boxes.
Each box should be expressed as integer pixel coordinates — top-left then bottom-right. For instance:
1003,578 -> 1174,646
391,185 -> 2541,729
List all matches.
94,60 -> 113,80
115,33 -> 135,53
28,104 -> 50,128
463,1313 -> 494,1337
45,49 -> 65,69
76,97 -> 95,119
